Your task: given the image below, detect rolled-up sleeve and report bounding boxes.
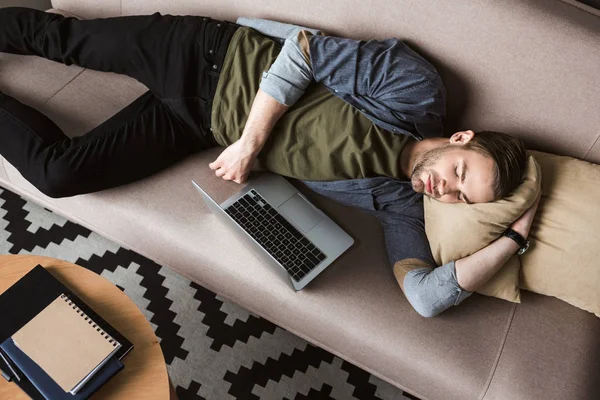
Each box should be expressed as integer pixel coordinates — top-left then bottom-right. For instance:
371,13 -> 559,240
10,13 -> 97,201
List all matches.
259,32 -> 314,106
236,17 -> 321,107
374,205 -> 472,317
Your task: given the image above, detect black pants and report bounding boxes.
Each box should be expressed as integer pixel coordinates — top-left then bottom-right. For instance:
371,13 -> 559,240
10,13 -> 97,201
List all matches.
0,7 -> 239,197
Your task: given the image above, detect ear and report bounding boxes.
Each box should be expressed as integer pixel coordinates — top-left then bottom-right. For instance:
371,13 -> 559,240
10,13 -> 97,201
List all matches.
449,130 -> 475,145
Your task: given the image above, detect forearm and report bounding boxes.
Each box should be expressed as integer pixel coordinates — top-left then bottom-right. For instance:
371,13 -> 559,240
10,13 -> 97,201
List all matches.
454,190 -> 541,293
244,32 -> 314,150
454,236 -> 520,292
240,88 -> 289,153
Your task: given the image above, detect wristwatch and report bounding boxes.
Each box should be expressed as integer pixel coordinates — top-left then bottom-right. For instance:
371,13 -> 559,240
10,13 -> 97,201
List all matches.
503,228 -> 530,255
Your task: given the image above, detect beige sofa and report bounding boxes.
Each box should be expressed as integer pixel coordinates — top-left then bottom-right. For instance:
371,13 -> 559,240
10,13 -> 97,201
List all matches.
1,1 -> 600,399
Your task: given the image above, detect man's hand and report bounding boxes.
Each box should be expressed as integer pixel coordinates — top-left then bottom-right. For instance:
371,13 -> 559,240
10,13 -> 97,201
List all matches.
209,138 -> 259,184
208,88 -> 289,184
511,191 -> 542,238
454,190 -> 543,292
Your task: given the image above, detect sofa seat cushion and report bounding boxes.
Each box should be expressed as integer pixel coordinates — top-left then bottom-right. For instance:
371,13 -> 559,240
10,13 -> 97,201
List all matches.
482,289 -> 600,400
0,53 -> 84,109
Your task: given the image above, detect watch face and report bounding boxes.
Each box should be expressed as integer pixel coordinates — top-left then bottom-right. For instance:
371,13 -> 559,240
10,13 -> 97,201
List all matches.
518,241 -> 530,255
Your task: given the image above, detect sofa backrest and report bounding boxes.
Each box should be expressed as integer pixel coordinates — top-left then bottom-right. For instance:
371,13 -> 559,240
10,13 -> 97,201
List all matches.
52,0 -> 600,163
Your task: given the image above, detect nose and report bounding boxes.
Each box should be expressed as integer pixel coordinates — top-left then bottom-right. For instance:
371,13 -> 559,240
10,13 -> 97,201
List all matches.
437,178 -> 457,197
437,178 -> 447,196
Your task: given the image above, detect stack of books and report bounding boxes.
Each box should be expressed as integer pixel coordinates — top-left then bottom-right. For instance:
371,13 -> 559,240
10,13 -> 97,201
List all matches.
0,265 -> 133,399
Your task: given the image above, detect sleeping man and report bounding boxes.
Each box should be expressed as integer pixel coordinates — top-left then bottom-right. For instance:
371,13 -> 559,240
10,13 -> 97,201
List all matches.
0,9 -> 539,317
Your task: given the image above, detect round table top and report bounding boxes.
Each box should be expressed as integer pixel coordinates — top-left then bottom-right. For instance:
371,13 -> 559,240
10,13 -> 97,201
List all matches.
0,254 -> 171,400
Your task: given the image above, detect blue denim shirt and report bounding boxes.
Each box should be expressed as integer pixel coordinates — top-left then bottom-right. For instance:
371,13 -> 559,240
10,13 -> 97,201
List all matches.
237,17 -> 446,141
301,177 -> 437,268
309,36 -> 446,140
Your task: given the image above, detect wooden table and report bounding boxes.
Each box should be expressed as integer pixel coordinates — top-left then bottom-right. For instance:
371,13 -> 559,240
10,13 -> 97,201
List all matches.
0,255 -> 175,399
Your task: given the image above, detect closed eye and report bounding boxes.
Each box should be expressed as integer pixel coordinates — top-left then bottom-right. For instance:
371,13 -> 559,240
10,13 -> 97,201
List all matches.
459,163 -> 472,204
457,164 -> 468,203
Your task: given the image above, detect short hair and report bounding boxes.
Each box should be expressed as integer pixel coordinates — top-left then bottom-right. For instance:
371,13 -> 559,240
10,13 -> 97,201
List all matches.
464,131 -> 528,200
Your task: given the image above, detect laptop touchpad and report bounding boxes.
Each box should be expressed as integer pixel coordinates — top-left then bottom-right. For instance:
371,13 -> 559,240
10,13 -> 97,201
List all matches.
278,194 -> 323,233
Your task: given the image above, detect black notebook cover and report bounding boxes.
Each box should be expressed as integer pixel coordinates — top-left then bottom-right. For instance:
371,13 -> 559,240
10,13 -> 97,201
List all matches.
2,338 -> 124,400
0,351 -> 44,400
0,265 -> 133,361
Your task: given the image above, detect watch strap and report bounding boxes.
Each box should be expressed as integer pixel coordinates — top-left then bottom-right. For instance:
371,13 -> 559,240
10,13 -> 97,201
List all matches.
503,228 -> 529,254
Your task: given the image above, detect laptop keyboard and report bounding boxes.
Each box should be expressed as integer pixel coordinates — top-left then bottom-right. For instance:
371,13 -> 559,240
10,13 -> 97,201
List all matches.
224,189 -> 327,282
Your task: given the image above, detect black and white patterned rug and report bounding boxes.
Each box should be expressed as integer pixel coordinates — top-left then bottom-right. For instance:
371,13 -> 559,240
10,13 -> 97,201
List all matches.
0,187 -> 418,400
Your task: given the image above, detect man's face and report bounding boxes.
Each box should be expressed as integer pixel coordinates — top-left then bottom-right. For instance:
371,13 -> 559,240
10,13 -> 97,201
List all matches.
411,145 -> 496,204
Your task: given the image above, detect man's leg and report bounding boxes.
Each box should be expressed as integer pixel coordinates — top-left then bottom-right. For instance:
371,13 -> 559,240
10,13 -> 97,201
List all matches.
0,7 -> 213,97
0,8 -> 236,196
0,90 -> 214,197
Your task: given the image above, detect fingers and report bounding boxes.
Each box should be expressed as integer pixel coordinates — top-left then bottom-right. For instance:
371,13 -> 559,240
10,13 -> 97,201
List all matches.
209,158 -> 249,183
208,159 -> 220,170
218,170 -> 248,184
214,167 -> 236,182
210,157 -> 231,180
232,174 -> 248,184
215,168 -> 226,178
223,172 -> 245,183
209,152 -> 228,171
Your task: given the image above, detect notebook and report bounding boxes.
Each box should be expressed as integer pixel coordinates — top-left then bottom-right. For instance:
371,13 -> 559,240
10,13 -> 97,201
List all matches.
1,337 -> 124,400
0,265 -> 133,361
12,294 -> 121,394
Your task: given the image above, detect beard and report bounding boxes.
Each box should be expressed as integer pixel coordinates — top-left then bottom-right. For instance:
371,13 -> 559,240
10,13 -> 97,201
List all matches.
410,145 -> 452,195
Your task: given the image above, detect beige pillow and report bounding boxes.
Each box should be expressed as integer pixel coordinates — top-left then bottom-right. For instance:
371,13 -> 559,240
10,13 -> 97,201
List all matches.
520,151 -> 600,317
423,154 -> 541,303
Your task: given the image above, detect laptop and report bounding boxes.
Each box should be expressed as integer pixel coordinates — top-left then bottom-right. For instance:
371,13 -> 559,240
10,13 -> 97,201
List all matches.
192,173 -> 354,291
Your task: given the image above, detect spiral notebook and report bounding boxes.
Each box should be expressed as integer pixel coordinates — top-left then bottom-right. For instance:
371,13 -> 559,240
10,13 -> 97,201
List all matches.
11,294 -> 121,394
